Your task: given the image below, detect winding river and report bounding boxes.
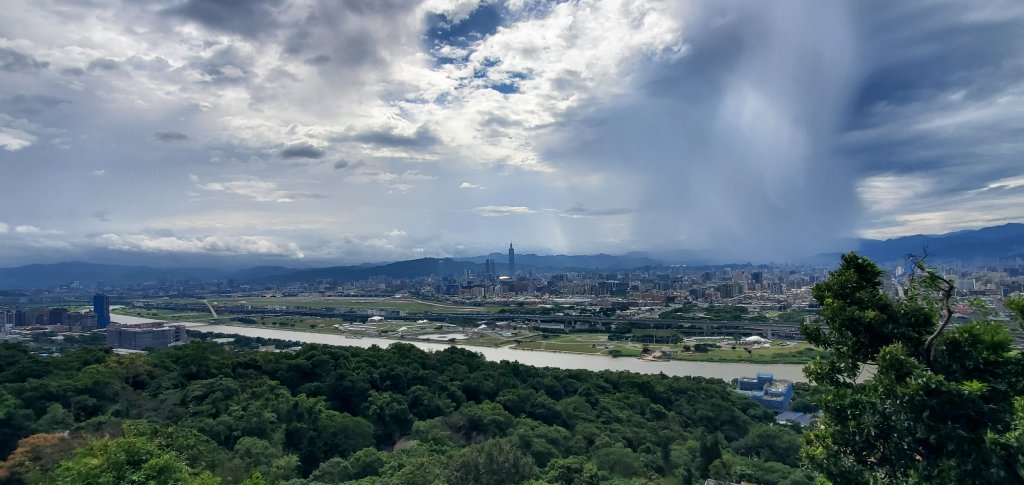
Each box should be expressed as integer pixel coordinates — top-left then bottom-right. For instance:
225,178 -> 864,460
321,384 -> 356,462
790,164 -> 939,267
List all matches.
195,324 -> 809,382
110,313 -> 808,382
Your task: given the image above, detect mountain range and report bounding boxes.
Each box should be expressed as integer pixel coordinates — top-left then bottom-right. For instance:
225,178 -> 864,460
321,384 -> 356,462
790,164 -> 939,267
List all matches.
0,224 -> 1021,290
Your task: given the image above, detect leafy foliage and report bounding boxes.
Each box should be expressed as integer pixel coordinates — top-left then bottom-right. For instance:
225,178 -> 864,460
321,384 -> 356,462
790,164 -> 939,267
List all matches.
801,253 -> 1024,484
0,336 -> 811,484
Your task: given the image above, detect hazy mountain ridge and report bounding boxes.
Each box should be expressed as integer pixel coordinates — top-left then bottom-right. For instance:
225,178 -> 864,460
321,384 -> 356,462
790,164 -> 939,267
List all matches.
0,262 -> 228,290
854,223 -> 1024,263
0,224 -> 1021,289
249,258 -> 480,284
456,252 -> 664,269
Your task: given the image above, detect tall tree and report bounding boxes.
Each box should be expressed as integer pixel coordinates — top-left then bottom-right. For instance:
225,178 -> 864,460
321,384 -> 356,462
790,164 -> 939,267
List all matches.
801,253 -> 1024,484
49,435 -> 220,485
446,439 -> 537,485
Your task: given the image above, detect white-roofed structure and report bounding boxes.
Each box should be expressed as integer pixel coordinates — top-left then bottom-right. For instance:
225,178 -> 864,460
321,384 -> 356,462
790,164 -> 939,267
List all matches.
741,335 -> 771,348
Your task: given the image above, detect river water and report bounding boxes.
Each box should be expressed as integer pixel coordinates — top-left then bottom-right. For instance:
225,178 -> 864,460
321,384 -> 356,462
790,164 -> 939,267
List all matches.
189,324 -> 809,382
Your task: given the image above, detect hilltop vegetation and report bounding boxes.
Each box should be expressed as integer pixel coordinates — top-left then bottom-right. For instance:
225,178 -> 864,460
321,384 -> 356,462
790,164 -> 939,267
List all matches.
801,253 -> 1024,483
0,338 -> 812,485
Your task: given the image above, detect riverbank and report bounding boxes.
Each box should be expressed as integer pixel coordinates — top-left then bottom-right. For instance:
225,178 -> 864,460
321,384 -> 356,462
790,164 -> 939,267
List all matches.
111,306 -> 821,365
189,324 -> 810,382
111,304 -> 824,364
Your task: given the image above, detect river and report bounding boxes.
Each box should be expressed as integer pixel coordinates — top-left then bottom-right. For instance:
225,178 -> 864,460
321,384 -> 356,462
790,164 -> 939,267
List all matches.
110,312 -> 808,382
188,324 -> 809,382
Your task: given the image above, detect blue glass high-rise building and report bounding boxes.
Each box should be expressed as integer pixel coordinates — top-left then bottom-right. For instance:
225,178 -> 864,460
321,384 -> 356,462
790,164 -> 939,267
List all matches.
508,243 -> 515,275
93,294 -> 110,329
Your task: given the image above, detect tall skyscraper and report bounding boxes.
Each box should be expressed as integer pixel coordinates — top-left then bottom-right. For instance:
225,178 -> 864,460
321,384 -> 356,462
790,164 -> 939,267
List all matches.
508,243 -> 515,275
93,294 -> 110,329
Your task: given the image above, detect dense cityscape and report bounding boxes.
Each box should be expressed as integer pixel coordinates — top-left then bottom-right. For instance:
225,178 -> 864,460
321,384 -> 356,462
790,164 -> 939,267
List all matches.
3,241 -> 1022,354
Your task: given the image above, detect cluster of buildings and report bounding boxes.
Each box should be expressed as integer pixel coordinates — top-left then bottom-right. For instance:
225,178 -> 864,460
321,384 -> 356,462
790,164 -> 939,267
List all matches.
736,372 -> 795,412
1,293 -> 187,352
418,264 -> 824,316
106,322 -> 188,350
0,294 -> 111,335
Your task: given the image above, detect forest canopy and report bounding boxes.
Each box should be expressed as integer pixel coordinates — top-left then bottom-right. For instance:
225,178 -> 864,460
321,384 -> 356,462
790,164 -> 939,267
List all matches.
0,335 -> 811,485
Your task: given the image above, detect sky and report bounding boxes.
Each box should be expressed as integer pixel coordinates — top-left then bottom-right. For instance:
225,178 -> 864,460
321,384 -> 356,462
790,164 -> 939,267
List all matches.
0,0 -> 1022,267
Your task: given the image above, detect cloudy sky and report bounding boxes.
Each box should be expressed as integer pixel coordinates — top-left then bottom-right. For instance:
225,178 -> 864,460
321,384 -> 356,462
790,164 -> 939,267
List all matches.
1,0 -> 1022,266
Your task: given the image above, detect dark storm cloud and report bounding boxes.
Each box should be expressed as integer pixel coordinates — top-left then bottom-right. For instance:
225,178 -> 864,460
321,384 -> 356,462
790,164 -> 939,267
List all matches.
278,0 -> 423,80
535,0 -> 1024,256
87,58 -> 119,71
3,94 -> 71,115
152,131 -> 189,142
187,44 -> 252,84
162,0 -> 285,38
543,2 -> 862,259
279,143 -> 325,159
125,56 -> 173,73
562,206 -> 633,217
303,54 -> 331,66
349,125 -> 440,149
332,160 -> 364,170
840,0 -> 1024,180
0,47 -> 49,72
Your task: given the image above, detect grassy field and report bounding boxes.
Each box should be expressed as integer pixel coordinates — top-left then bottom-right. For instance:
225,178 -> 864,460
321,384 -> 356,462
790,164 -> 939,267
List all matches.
203,297 -> 510,314
112,307 -> 216,322
460,335 -> 529,347
514,334 -> 638,355
221,314 -> 465,339
511,334 -> 822,362
671,341 -> 823,363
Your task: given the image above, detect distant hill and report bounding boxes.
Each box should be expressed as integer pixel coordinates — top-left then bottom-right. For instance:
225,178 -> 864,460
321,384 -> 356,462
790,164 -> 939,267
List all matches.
2,224 -> 1021,289
0,262 -> 226,290
457,252 -> 663,269
855,223 -> 1024,262
252,258 -> 480,284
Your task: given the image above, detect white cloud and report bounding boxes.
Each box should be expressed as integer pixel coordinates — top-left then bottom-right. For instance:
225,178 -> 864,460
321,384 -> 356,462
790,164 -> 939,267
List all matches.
982,174 -> 1024,191
14,225 -> 60,235
459,182 -> 483,189
196,177 -> 321,203
473,205 -> 536,217
0,221 -> 8,233
345,170 -> 437,192
92,169 -> 105,176
0,127 -> 36,151
856,174 -> 934,213
97,233 -> 305,258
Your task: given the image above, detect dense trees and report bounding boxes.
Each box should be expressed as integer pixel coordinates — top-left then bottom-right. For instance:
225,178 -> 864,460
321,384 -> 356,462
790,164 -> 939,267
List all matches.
0,333 -> 810,484
801,252 -> 1024,484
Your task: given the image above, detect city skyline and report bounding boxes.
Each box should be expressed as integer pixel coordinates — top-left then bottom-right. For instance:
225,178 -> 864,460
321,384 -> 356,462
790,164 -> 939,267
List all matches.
1,0 -> 1023,266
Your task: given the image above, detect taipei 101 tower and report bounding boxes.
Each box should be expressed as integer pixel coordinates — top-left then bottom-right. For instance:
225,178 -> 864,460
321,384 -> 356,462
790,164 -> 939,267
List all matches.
508,243 -> 515,275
